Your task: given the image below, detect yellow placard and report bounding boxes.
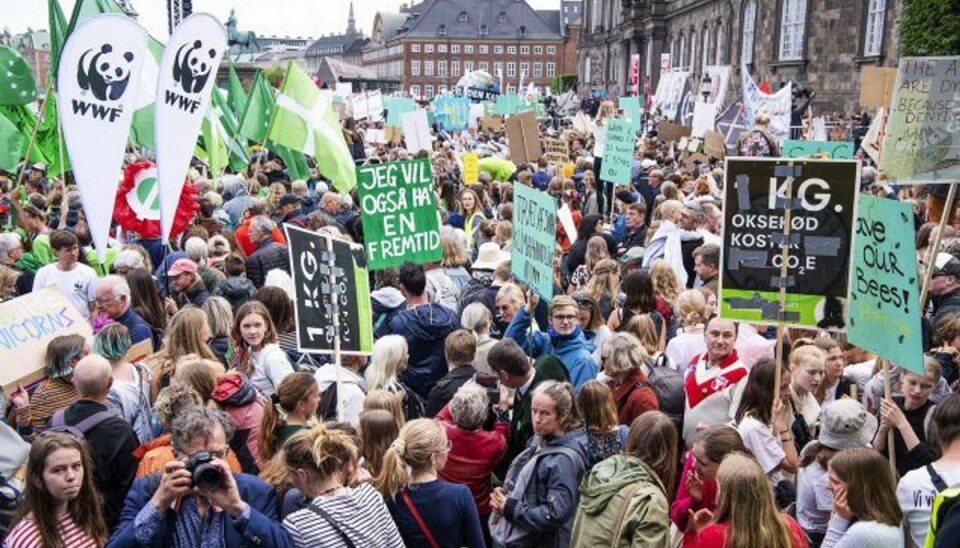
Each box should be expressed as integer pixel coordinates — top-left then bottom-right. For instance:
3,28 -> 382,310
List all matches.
463,153 -> 479,185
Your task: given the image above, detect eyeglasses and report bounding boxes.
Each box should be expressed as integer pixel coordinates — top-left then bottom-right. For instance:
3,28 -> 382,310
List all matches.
95,296 -> 117,306
496,305 -> 512,311
552,314 -> 578,323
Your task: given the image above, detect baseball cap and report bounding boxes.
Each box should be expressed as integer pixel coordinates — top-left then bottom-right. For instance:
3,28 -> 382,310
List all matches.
934,252 -> 960,279
278,193 -> 301,208
167,258 -> 198,276
30,162 -> 47,173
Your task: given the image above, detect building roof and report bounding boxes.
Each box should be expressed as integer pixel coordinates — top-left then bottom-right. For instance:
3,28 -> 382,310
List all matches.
392,0 -> 562,41
536,10 -> 563,36
319,56 -> 380,82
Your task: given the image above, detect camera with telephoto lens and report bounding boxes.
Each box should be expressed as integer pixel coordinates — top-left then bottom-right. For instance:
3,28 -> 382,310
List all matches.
184,451 -> 224,492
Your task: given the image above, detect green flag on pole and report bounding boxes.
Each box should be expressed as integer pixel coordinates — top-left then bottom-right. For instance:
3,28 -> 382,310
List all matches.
267,62 -> 356,193
202,88 -> 249,176
48,0 -> 69,78
228,63 -> 248,121
240,72 -> 273,144
36,93 -> 70,177
0,104 -> 48,165
0,111 -> 25,172
0,46 -> 38,106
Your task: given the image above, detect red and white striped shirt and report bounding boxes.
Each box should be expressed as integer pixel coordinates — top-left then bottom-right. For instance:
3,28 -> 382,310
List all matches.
3,513 -> 99,548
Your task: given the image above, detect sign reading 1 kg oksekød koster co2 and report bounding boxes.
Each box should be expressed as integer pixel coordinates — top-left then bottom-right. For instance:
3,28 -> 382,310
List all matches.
719,158 -> 859,330
357,158 -> 442,270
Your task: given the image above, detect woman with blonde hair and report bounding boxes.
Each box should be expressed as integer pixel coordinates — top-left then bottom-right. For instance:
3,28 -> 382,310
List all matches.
569,235 -> 610,292
282,423 -> 405,547
460,303 -> 496,375
684,453 -> 808,547
571,412 -> 678,547
365,335 -> 424,420
459,188 -> 487,250
650,259 -> 681,305
378,418 -> 485,547
665,289 -> 707,371
150,307 -> 220,399
363,390 -> 406,430
788,343 -> 828,452
359,409 -> 400,477
440,230 -> 471,291
494,220 -> 513,251
230,300 -> 293,398
172,354 -> 221,403
0,263 -> 22,300
601,332 -> 659,426
258,371 -> 319,462
582,258 -> 619,320
201,296 -> 234,367
822,448 -> 903,547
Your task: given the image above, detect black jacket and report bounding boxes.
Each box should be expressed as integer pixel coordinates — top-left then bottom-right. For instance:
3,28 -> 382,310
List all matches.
246,239 -> 290,289
176,279 -> 210,309
934,287 -> 960,329
425,365 -> 477,417
63,400 -> 139,530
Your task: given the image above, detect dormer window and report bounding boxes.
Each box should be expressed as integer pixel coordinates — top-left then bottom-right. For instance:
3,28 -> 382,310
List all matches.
479,24 -> 488,36
498,12 -> 507,23
459,11 -> 468,22
438,24 -> 447,36
519,25 -> 526,37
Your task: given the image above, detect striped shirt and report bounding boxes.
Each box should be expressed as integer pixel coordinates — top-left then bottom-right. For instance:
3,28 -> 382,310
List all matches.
3,514 -> 99,548
15,378 -> 79,440
282,483 -> 404,548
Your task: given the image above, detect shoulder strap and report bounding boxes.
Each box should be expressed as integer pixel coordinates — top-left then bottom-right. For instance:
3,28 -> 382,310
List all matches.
611,482 -> 645,546
72,410 -> 117,435
929,464 -> 950,492
49,410 -> 66,428
616,380 -> 650,408
400,490 -> 441,548
304,503 -> 357,548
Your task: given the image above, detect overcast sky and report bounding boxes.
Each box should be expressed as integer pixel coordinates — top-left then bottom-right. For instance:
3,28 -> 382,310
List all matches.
3,0 -> 564,41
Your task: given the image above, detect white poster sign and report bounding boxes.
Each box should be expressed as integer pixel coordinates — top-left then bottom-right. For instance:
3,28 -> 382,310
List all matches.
351,93 -> 369,120
155,13 -> 227,243
58,14 -> 148,259
702,65 -> 732,108
401,109 -> 431,153
692,102 -> 718,138
335,82 -> 353,98
367,90 -> 384,122
741,60 -> 792,144
469,103 -> 484,129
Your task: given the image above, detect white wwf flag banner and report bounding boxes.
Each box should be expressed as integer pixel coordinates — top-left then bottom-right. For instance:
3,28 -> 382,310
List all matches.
741,60 -> 792,143
154,13 -> 227,243
58,14 -> 148,260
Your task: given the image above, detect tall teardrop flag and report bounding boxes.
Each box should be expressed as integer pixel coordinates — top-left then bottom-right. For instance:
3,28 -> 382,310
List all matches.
154,13 -> 226,243
48,0 -> 69,77
58,14 -> 148,259
267,61 -> 356,192
0,46 -> 38,106
0,112 -> 25,172
227,62 -> 248,120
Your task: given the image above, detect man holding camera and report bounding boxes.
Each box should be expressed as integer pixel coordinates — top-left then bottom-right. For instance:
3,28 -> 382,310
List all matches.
108,407 -> 293,547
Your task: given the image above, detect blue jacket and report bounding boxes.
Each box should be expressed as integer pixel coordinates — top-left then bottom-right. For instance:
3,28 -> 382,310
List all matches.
106,473 -> 294,548
505,308 -> 597,391
117,308 -> 153,346
387,303 -> 460,399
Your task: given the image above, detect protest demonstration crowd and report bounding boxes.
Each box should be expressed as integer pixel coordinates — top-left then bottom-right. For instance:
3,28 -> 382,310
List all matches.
0,2 -> 958,548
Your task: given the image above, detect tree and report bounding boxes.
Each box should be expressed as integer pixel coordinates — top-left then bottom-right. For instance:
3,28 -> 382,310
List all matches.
551,74 -> 578,94
263,65 -> 284,88
900,0 -> 960,56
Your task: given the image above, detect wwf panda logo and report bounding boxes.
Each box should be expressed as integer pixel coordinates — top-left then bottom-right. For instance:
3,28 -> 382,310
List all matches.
173,40 -> 216,94
77,44 -> 135,101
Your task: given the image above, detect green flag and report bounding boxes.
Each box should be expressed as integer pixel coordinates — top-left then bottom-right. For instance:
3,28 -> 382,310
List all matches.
0,46 -> 38,106
36,93 -> 70,177
48,0 -> 69,78
0,104 -> 48,165
0,111 -> 25,172
228,63 -> 248,120
267,62 -> 356,193
240,72 -> 273,144
273,143 -> 312,181
202,88 -> 249,176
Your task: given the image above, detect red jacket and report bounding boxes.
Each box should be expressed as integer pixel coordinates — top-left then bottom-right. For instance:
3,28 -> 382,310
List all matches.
436,405 -> 509,516
670,452 -> 719,531
235,217 -> 287,256
683,515 -> 809,547
608,367 -> 659,426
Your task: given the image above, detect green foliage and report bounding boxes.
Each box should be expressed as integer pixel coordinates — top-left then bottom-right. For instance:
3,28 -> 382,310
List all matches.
263,65 -> 284,88
900,0 -> 960,56
551,74 -> 578,94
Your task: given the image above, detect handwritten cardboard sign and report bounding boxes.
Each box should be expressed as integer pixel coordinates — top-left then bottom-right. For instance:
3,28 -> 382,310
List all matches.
859,66 -> 898,109
783,140 -> 855,159
658,122 -> 692,143
506,111 -> 541,164
600,119 -> 635,184
481,115 -> 504,133
462,153 -> 479,185
543,136 -> 569,163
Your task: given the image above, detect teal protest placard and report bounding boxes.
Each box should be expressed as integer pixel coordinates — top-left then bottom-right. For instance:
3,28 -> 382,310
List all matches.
512,184 -> 557,301
385,97 -> 417,127
356,159 -> 441,269
600,119 -> 635,184
434,96 -> 470,131
848,195 -> 923,374
619,96 -> 642,130
783,140 -> 855,159
495,94 -> 523,116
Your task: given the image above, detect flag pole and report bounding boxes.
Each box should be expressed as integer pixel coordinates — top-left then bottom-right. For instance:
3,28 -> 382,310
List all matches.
56,90 -> 66,184
16,79 -> 54,189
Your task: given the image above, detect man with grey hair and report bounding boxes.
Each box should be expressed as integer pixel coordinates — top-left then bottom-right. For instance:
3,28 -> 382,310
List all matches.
110,406 -> 293,546
245,215 -> 289,289
0,232 -> 32,294
55,355 -> 138,529
96,275 -> 154,345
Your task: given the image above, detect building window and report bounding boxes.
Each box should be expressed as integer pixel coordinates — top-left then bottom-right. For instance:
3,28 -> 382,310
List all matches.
425,85 -> 435,98
411,43 -> 421,53
507,84 -> 516,94
495,45 -> 504,54
715,23 -> 725,65
479,61 -> 489,71
465,60 -> 474,72
778,0 -> 807,61
459,11 -> 468,22
411,84 -> 421,97
425,43 -> 434,53
508,46 -> 517,55
479,45 -> 488,54
437,60 -> 447,76
438,25 -> 447,37
701,27 -> 710,72
479,24 -> 488,36
546,62 -> 556,76
494,61 -> 504,75
534,62 -> 543,77
689,30 -> 697,70
507,62 -> 516,78
591,0 -> 600,31
425,60 -> 434,76
451,44 -> 460,54
679,34 -> 686,69
864,0 -> 886,56
465,44 -> 474,54
498,12 -> 507,23
438,44 -> 447,53
741,0 -> 756,65
534,45 -> 543,55
520,62 -> 529,76
546,46 -> 557,55
452,60 -> 460,76
411,60 -> 421,76
520,45 -> 530,55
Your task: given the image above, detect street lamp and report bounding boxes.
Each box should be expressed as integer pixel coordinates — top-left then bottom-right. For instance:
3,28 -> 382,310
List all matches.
700,70 -> 712,102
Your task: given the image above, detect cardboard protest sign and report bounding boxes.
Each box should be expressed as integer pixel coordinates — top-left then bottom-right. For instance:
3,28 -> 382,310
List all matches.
619,96 -> 642,130
357,158 -> 441,269
285,225 -> 373,354
600,119 -> 634,184
657,122 -> 691,143
848,195 -> 923,374
703,130 -> 727,159
543,136 -> 569,163
365,128 -> 386,144
513,184 -> 557,301
783,140 -> 855,159
720,158 -> 859,330
462,153 -> 479,185
495,94 -> 523,116
859,66 -> 897,109
481,115 -> 504,133
692,102 -> 718,138
58,15 -> 149,259
367,90 -> 384,122
435,95 -> 470,131
401,109 -> 431,153
0,289 -> 93,396
506,111 -> 541,164
385,97 -> 416,126
682,151 -> 708,174
882,57 -> 960,183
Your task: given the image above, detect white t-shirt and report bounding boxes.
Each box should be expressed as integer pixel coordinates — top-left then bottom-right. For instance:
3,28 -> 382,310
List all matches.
897,461 -> 960,548
797,461 -> 832,534
32,262 -> 98,320
737,415 -> 786,482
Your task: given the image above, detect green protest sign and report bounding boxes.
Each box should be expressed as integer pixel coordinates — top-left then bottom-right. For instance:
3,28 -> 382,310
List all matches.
783,140 -> 854,159
619,96 -> 642,130
512,184 -> 557,301
600,119 -> 635,184
848,195 -> 923,374
357,159 -> 441,269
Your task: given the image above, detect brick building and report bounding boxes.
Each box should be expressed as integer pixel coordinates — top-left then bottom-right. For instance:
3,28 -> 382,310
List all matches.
579,0 -> 901,112
363,0 -> 581,100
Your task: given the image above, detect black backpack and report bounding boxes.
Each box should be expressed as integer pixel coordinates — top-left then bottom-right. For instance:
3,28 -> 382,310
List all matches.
622,354 -> 685,432
317,383 -> 339,422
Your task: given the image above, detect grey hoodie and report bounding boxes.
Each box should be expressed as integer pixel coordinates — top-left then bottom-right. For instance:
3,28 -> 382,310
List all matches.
314,364 -> 366,424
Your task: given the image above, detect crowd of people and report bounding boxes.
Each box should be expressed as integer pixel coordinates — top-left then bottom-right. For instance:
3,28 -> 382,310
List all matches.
0,96 -> 952,548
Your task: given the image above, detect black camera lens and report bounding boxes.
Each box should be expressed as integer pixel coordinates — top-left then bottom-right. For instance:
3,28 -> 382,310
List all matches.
192,463 -> 224,492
